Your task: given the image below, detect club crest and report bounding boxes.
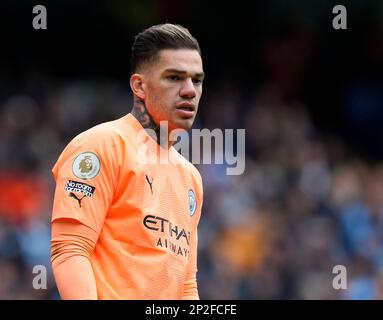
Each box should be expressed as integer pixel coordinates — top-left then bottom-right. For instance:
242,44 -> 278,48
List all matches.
188,189 -> 197,217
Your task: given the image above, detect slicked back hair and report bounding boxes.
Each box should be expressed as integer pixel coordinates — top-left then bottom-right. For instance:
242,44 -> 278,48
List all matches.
131,23 -> 201,73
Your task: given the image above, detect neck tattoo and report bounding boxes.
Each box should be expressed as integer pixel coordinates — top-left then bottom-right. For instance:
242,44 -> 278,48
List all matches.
131,98 -> 169,147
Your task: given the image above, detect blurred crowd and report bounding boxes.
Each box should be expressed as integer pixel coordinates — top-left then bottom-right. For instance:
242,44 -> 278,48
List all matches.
197,85 -> 383,299
0,75 -> 383,300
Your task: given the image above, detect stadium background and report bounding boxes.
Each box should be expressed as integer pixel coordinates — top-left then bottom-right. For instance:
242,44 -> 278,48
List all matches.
1,0 -> 383,299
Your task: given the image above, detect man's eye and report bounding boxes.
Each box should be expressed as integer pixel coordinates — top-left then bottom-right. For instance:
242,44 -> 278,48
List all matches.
193,79 -> 203,85
168,75 -> 180,81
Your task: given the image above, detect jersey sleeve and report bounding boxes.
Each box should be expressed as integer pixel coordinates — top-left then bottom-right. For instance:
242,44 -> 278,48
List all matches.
51,219 -> 99,299
51,127 -> 120,234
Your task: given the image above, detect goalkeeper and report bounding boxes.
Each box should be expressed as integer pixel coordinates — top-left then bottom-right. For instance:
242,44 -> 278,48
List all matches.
50,23 -> 205,299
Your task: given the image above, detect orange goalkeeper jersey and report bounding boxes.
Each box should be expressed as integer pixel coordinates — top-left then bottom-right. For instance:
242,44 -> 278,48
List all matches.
51,113 -> 203,299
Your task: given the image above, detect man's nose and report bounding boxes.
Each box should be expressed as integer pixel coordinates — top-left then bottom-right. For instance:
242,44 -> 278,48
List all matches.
179,78 -> 196,99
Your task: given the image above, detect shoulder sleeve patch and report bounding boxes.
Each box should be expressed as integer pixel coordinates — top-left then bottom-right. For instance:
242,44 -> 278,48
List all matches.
72,152 -> 101,180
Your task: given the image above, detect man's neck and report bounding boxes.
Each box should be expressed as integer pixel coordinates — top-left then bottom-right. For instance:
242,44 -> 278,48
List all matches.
131,98 -> 172,148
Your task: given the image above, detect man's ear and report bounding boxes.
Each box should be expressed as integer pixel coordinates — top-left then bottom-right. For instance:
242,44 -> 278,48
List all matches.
130,73 -> 145,100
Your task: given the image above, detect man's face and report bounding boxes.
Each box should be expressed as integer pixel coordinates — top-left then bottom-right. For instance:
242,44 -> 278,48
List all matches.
141,49 -> 204,132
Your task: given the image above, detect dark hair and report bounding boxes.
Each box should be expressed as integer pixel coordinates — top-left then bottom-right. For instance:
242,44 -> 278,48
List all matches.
131,23 -> 201,73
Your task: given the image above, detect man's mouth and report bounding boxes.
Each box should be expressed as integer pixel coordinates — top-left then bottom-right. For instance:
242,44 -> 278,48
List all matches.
176,102 -> 195,111
175,103 -> 195,118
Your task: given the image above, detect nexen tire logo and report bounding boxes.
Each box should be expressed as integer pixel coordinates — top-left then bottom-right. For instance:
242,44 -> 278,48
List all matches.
64,180 -> 95,197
